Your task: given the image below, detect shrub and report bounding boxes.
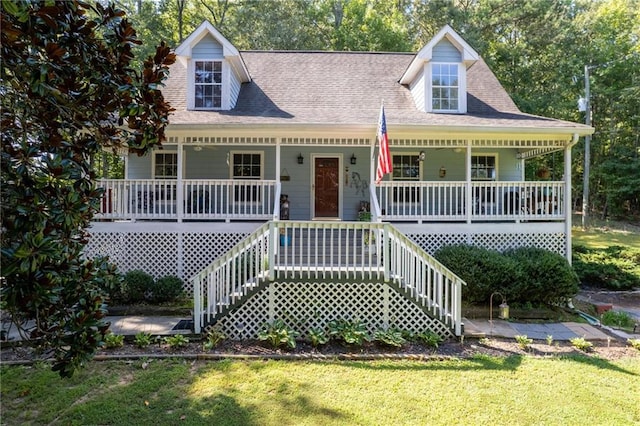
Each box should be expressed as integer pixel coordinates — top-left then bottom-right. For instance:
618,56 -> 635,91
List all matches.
203,328 -> 226,350
152,275 -> 184,304
569,337 -> 593,352
434,245 -> 520,304
258,319 -> 299,349
601,310 -> 636,329
134,332 -> 153,348
515,335 -> 533,350
504,247 -> 578,305
572,245 -> 640,290
415,331 -> 443,349
372,328 -> 406,348
308,328 -> 329,347
627,338 -> 640,351
104,333 -> 124,349
164,334 -> 189,349
121,270 -> 154,304
327,319 -> 369,346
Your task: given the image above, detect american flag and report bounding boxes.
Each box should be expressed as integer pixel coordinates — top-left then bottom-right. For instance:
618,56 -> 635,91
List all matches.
375,106 -> 392,184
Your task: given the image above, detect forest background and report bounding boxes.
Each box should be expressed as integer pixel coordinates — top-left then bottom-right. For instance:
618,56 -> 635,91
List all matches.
110,0 -> 639,222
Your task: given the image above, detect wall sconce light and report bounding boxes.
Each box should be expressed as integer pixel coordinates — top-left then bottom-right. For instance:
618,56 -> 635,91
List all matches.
350,153 -> 357,165
439,166 -> 446,178
419,151 -> 426,161
193,145 -> 203,152
297,153 -> 304,165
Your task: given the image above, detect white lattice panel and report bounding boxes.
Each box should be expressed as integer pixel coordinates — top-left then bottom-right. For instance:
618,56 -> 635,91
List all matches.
407,232 -> 565,256
85,230 -> 250,295
210,281 -> 455,340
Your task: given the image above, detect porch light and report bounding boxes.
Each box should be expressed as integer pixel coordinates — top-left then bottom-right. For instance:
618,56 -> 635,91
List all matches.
193,145 -> 203,152
350,153 -> 357,165
439,166 -> 446,178
297,153 -> 304,164
419,151 -> 426,161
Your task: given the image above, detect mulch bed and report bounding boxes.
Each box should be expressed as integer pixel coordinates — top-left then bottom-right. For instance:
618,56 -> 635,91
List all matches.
2,336 -> 638,364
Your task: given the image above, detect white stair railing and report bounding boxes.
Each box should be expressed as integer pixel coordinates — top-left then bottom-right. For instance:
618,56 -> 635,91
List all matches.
192,222 -> 271,333
193,220 -> 465,335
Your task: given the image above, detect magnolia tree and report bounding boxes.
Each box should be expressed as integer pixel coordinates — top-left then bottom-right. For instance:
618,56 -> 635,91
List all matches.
0,1 -> 174,377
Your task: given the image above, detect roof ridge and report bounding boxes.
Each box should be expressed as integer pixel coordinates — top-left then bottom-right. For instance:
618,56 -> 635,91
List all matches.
240,50 -> 414,56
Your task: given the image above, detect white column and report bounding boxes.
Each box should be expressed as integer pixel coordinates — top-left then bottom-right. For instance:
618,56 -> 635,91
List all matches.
176,138 -> 184,222
564,140 -> 573,264
275,138 -> 281,181
465,140 -> 472,225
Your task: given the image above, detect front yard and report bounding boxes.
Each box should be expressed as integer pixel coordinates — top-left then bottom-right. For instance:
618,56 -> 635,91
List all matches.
2,355 -> 639,425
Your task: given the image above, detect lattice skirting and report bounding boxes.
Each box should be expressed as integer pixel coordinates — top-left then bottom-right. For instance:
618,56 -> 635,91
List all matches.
84,230 -> 250,295
408,232 -> 566,257
85,228 -> 566,296
207,281 -> 456,340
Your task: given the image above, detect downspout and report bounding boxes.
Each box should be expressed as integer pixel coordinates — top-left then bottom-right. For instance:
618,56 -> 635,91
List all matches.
564,133 -> 579,264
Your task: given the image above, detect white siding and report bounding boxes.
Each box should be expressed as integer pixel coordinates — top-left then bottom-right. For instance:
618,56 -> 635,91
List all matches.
409,68 -> 426,112
229,69 -> 242,108
192,34 -> 223,59
432,39 -> 461,62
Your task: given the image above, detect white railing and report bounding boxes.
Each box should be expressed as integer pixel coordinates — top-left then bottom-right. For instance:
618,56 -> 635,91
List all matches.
376,181 -> 564,221
96,179 -> 278,220
192,220 -> 465,336
193,222 -> 271,333
384,225 -> 464,335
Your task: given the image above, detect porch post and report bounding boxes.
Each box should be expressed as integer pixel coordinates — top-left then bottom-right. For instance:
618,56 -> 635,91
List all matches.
564,138 -> 574,264
465,140 -> 472,226
275,138 -> 281,181
176,138 -> 184,222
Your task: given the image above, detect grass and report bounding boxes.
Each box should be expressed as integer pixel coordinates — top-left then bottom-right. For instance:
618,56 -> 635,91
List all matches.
2,357 -> 639,425
572,215 -> 640,249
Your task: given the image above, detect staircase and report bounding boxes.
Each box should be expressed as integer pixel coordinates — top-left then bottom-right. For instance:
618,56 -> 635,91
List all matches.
191,220 -> 465,337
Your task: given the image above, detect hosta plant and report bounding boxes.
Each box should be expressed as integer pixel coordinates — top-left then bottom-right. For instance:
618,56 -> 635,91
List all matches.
164,334 -> 189,349
416,331 -> 444,349
134,332 -> 153,349
104,333 -> 125,349
308,328 -> 329,347
258,319 -> 299,349
203,328 -> 226,350
570,337 -> 593,352
327,319 -> 369,346
373,328 -> 406,348
515,335 -> 533,350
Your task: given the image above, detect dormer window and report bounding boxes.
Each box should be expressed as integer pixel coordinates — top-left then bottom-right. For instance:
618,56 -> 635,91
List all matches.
431,63 -> 459,111
195,61 -> 222,109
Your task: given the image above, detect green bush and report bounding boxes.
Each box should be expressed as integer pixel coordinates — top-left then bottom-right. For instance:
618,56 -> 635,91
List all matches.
434,245 -> 519,304
504,247 -> 578,305
121,270 -> 154,304
435,245 -> 578,306
601,310 -> 636,329
152,275 -> 184,303
572,245 -> 640,290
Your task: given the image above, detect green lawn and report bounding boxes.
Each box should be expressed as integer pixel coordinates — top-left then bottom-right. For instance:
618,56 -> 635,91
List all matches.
2,357 -> 639,425
573,227 -> 640,249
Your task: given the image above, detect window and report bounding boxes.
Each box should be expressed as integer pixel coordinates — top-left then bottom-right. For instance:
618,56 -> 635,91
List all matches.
471,155 -> 497,180
153,152 -> 178,179
231,152 -> 263,202
194,61 -> 222,109
392,154 -> 421,203
431,63 -> 459,111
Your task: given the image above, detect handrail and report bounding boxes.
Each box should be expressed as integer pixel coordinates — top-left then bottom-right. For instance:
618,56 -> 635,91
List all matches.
192,222 -> 272,333
382,224 -> 465,335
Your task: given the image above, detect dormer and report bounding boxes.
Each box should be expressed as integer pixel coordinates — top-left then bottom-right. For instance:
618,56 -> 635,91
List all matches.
174,21 -> 251,111
400,25 -> 479,114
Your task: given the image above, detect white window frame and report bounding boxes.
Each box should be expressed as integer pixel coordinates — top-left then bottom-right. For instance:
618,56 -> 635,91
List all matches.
230,150 -> 264,204
193,60 -> 223,110
152,150 -> 180,179
427,62 -> 467,113
471,153 -> 499,181
391,152 -> 423,205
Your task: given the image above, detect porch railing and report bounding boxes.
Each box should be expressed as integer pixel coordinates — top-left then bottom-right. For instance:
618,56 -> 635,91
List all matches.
96,179 -> 278,220
192,220 -> 465,336
376,181 -> 564,221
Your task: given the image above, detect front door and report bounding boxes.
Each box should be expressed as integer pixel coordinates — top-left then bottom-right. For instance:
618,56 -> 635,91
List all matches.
313,157 -> 340,218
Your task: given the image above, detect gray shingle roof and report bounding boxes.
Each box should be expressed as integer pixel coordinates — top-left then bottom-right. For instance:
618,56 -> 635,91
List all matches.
163,50 -> 590,132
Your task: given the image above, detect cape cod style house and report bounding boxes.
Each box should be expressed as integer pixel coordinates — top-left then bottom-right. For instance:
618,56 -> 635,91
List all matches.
87,22 -> 593,338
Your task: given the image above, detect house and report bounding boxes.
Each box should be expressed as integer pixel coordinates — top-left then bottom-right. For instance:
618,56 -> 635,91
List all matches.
87,22 -> 593,338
